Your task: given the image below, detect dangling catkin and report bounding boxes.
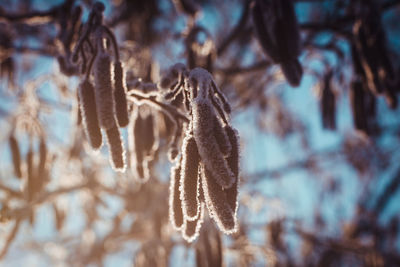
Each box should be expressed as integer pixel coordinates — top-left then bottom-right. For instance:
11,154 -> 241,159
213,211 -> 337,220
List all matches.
37,137 -> 48,190
93,52 -> 117,130
26,146 -> 35,202
78,79 -> 103,149
180,135 -> 201,220
321,72 -> 336,130
224,126 -> 239,214
182,203 -> 204,242
105,126 -> 126,172
212,116 -> 231,157
201,165 -> 237,234
9,135 -> 22,178
113,61 -> 129,127
192,100 -> 235,189
169,159 -> 184,230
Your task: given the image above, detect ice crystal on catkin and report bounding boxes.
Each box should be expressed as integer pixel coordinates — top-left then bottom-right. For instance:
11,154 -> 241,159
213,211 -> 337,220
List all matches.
180,134 -> 201,221
113,61 -> 129,127
182,203 -> 204,242
105,126 -> 126,172
78,79 -> 103,149
93,52 -> 117,130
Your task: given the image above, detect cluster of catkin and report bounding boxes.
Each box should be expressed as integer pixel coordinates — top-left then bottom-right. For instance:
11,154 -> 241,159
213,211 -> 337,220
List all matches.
167,67 -> 240,242
350,0 -> 397,135
8,133 -> 49,223
74,3 -> 129,172
252,0 -> 303,87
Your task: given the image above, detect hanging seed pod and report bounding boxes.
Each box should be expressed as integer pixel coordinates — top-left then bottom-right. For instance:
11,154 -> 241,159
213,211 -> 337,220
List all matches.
321,71 -> 336,130
113,61 -> 129,127
192,101 -> 235,189
169,159 -> 184,230
78,79 -> 103,149
9,135 -> 22,178
224,126 -> 239,214
201,165 -> 237,234
182,203 -> 204,243
105,125 -> 126,172
93,52 -> 117,130
180,135 -> 201,220
251,0 -> 303,87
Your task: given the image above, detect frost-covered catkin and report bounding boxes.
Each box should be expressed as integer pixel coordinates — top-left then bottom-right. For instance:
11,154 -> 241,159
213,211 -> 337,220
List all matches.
105,126 -> 126,172
201,165 -> 237,234
180,135 -> 201,220
182,203 -> 204,242
169,160 -> 184,230
79,79 -> 103,149
224,126 -> 239,214
212,116 -> 231,157
113,61 -> 129,127
9,135 -> 22,178
192,101 -> 235,189
93,52 -> 117,130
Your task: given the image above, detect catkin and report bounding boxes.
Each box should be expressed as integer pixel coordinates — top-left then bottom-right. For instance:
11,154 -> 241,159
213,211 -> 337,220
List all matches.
26,147 -> 35,202
105,126 -> 126,172
192,100 -> 235,189
78,79 -> 103,149
350,81 -> 368,133
280,59 -> 303,87
113,61 -> 129,127
93,52 -> 117,130
37,137 -> 48,190
321,72 -> 336,130
180,135 -> 201,220
9,135 -> 22,178
224,126 -> 239,214
182,203 -> 204,242
201,165 -> 237,234
169,160 -> 184,230
212,116 -> 231,156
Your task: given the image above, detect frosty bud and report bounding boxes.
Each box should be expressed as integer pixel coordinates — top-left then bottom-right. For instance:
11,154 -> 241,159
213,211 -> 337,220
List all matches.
180,135 -> 201,220
78,79 -> 103,149
93,53 -> 117,130
113,61 -> 129,127
9,135 -> 22,178
105,126 -> 126,172
169,160 -> 184,230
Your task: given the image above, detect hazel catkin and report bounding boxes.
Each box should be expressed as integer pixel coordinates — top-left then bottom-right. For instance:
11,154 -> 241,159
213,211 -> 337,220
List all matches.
105,125 -> 126,172
169,159 -> 184,230
78,79 -> 103,149
113,61 -> 129,127
9,135 -> 22,178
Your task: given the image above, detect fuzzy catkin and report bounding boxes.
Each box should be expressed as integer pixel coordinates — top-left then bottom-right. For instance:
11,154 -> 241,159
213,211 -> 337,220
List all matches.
212,116 -> 231,156
37,137 -> 48,190
182,203 -> 204,242
201,165 -> 237,234
180,135 -> 201,220
26,147 -> 35,202
113,61 -> 129,127
105,126 -> 126,172
192,100 -> 235,189
169,160 -> 184,230
93,53 -> 117,130
280,59 -> 303,87
79,79 -> 103,149
224,126 -> 239,214
9,135 -> 22,178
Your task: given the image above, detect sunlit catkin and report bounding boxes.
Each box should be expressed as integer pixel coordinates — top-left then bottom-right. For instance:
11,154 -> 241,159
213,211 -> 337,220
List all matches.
9,135 -> 22,178
180,135 -> 201,220
182,203 -> 204,242
192,101 -> 235,189
113,61 -> 129,127
169,159 -> 184,230
212,116 -> 231,157
93,52 -> 117,130
105,126 -> 126,172
78,79 -> 103,149
201,165 -> 237,234
224,126 -> 239,214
